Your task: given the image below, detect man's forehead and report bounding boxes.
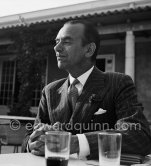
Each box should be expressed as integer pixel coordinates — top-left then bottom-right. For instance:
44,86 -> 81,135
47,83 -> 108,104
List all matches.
56,23 -> 84,39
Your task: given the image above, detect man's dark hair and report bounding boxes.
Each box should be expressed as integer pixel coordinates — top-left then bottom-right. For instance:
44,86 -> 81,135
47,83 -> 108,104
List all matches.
64,20 -> 100,62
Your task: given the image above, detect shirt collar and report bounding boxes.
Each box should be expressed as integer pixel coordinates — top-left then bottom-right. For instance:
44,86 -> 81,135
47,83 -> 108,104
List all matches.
69,66 -> 94,86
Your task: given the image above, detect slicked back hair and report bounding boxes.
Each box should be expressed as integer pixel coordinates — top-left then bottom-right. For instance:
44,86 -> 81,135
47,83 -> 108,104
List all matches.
64,20 -> 100,62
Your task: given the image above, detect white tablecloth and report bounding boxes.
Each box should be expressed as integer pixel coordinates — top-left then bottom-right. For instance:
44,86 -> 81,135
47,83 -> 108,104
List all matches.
0,153 -> 150,166
0,153 -> 94,166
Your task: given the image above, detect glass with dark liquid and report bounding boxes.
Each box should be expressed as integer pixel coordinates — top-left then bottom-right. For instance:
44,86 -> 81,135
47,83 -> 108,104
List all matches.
46,157 -> 68,166
45,131 -> 71,166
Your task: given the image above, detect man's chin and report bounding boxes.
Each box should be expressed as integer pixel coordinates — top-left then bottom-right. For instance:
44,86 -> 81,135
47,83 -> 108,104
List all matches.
57,63 -> 66,70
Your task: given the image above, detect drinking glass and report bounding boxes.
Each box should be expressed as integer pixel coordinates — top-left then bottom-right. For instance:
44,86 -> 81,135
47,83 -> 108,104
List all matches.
45,131 -> 71,166
98,132 -> 122,166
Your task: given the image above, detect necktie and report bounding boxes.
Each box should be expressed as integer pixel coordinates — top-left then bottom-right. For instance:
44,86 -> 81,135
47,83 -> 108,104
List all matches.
68,79 -> 79,111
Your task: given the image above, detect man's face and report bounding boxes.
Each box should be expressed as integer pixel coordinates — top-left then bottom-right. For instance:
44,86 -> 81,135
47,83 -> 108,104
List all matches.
54,23 -> 88,72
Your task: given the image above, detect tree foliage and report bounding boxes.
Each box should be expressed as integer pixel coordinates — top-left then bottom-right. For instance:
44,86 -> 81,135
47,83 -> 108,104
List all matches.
8,26 -> 56,117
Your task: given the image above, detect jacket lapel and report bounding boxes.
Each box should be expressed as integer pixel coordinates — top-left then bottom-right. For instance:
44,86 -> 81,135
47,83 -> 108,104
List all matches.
51,79 -> 71,123
70,67 -> 109,124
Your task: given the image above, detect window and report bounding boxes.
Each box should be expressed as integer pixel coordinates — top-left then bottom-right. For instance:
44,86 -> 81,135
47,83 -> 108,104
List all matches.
32,85 -> 42,107
0,56 -> 46,108
0,60 -> 15,105
96,54 -> 115,72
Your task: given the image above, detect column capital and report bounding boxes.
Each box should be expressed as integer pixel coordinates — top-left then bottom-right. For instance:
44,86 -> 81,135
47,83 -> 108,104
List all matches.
126,31 -> 134,36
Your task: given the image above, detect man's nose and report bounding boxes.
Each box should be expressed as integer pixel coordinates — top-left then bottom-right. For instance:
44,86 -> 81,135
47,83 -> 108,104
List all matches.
54,42 -> 63,52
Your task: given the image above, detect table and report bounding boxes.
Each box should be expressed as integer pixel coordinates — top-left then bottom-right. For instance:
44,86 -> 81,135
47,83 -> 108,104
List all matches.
0,153 -> 150,166
0,115 -> 35,121
0,116 -> 35,153
0,153 -> 91,166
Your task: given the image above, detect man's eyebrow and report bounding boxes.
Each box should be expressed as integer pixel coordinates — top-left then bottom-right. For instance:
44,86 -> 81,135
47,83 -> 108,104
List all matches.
55,36 -> 73,41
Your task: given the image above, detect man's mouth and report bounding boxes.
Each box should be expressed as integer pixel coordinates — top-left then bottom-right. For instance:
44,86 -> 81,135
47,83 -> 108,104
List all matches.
57,56 -> 65,61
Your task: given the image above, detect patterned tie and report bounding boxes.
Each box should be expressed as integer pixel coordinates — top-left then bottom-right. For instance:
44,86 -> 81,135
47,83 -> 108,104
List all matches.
68,79 -> 79,111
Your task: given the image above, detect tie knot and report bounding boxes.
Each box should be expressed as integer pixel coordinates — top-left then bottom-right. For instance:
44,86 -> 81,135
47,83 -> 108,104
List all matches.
72,79 -> 79,86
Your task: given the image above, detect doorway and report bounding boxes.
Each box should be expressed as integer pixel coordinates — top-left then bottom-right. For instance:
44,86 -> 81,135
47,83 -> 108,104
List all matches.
96,54 -> 115,72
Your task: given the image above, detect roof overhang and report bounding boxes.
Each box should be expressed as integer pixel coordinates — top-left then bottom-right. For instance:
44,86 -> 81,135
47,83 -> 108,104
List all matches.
0,0 -> 151,29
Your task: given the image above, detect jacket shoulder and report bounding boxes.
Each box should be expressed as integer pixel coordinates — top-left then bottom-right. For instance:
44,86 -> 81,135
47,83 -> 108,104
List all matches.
102,72 -> 134,90
44,78 -> 67,91
104,71 -> 125,77
104,71 -> 133,81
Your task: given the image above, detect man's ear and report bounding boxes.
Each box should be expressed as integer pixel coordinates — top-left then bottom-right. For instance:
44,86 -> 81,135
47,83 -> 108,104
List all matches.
85,42 -> 96,58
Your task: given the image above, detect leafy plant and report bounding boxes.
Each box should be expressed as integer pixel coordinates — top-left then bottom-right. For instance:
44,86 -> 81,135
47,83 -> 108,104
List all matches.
8,25 -> 56,117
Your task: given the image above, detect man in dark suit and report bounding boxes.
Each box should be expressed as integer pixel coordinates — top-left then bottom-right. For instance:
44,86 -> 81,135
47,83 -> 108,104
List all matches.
22,20 -> 151,159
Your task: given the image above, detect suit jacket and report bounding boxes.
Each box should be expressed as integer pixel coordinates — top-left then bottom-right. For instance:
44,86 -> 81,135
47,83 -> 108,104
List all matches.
22,67 -> 151,159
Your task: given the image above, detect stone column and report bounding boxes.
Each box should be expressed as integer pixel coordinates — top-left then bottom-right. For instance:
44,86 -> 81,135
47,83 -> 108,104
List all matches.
125,31 -> 135,81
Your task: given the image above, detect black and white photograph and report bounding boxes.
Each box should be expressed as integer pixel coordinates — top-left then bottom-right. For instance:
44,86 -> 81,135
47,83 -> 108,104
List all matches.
0,0 -> 151,165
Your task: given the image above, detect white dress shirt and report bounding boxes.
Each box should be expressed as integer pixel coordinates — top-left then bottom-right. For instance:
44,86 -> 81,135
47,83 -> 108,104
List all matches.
69,66 -> 94,159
